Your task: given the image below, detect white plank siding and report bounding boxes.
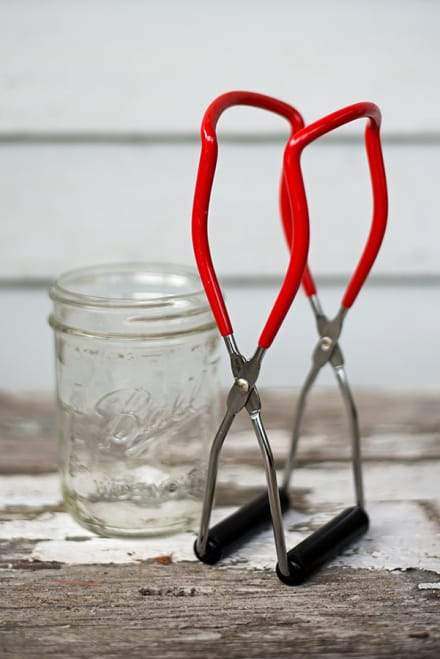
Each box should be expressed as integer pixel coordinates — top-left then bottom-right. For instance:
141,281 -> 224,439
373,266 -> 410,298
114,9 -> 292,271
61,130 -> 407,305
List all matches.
1,142 -> 439,279
0,0 -> 439,135
2,284 -> 439,392
0,0 -> 439,392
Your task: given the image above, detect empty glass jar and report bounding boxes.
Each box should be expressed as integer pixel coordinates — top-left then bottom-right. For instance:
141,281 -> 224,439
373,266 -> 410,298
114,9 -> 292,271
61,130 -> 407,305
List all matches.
49,263 -> 221,537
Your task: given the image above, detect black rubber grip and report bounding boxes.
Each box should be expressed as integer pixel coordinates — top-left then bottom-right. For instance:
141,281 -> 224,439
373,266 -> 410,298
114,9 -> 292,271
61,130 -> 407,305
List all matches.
276,506 -> 369,586
194,488 -> 290,565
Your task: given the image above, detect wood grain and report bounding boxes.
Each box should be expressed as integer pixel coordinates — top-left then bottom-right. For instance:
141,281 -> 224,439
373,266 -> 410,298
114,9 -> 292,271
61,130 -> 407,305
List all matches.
2,390 -> 439,475
0,391 -> 439,657
0,563 -> 439,659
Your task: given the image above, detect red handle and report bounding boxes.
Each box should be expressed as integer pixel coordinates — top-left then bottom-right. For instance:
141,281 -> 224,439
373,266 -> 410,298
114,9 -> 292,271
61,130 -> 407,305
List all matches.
280,176 -> 317,297
281,102 -> 388,308
192,91 -> 308,348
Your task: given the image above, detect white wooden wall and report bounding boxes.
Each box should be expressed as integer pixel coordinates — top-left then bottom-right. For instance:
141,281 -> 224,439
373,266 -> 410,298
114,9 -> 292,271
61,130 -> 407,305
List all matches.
1,0 -> 439,392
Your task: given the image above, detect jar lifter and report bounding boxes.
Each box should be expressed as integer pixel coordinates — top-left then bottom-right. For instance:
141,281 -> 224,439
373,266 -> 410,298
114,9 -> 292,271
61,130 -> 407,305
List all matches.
191,91 -> 388,585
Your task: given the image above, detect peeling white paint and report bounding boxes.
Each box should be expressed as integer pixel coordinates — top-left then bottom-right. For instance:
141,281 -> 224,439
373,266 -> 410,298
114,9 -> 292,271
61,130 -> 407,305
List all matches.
418,582 -> 440,590
0,512 -> 92,541
0,474 -> 61,507
0,448 -> 439,511
17,501 -> 439,575
1,451 -> 439,575
32,532 -> 196,565
220,460 -> 440,506
226,429 -> 440,461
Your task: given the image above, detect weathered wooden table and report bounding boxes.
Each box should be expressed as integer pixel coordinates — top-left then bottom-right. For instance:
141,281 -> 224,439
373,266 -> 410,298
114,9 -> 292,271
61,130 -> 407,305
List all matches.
1,390 -> 439,658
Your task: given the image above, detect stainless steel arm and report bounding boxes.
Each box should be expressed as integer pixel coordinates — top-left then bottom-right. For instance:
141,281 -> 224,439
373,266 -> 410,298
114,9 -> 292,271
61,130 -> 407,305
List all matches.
195,334 -> 290,569
333,364 -> 365,508
283,297 -> 364,508
275,299 -> 369,586
282,364 -> 319,490
250,411 -> 289,577
194,301 -> 367,585
195,410 -> 236,556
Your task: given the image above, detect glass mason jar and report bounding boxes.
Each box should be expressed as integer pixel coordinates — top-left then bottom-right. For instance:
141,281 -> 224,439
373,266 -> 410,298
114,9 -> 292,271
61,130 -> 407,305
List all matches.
49,263 -> 221,537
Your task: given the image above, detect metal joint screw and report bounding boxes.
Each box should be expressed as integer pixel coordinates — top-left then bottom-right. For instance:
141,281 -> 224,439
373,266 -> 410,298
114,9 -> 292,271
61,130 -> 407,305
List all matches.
235,378 -> 250,393
320,337 -> 332,352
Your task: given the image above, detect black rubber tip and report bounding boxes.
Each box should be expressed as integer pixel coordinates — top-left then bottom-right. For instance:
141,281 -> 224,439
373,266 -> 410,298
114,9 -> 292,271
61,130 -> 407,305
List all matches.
193,537 -> 222,565
276,506 -> 369,586
193,488 -> 290,565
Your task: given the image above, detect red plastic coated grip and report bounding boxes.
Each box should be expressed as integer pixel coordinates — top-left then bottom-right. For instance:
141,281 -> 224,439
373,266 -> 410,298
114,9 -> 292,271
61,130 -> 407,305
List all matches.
280,178 -> 316,297
281,102 -> 388,308
191,91 -> 308,348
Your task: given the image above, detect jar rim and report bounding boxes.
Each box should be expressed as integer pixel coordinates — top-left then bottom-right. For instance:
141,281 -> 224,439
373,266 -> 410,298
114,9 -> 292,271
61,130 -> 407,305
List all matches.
49,262 -> 208,310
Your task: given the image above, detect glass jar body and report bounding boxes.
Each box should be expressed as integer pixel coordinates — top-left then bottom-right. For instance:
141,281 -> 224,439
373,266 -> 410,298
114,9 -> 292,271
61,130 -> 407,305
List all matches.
50,264 -> 220,537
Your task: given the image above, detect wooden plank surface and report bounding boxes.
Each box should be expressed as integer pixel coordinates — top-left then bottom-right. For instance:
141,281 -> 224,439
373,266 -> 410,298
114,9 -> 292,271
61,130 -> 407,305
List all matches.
0,390 -> 439,657
1,564 -> 439,659
2,390 -> 440,475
